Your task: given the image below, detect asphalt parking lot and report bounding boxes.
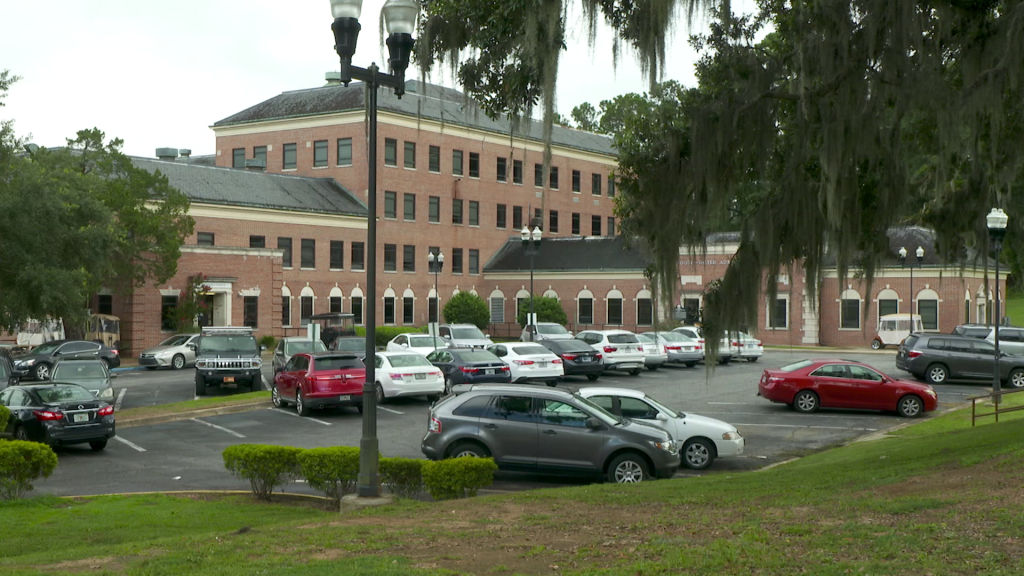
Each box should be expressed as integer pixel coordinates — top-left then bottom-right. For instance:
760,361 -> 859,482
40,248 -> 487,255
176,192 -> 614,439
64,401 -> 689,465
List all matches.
35,349 -> 989,497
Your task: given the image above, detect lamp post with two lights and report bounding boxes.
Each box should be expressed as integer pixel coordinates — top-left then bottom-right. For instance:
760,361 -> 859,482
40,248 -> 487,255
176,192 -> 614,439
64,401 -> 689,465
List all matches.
521,225 -> 542,341
428,250 -> 444,351
987,208 -> 1009,400
897,246 -> 924,317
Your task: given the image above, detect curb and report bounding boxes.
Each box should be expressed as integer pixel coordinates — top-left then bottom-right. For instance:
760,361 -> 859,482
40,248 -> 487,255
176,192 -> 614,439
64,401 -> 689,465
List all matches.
118,400 -> 271,429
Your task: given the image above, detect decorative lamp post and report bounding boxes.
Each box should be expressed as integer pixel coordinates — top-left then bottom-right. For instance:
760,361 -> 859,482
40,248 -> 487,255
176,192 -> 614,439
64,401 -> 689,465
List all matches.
428,250 -> 444,351
987,207 -> 1009,400
521,225 -> 542,341
329,0 -> 418,498
897,246 -> 924,316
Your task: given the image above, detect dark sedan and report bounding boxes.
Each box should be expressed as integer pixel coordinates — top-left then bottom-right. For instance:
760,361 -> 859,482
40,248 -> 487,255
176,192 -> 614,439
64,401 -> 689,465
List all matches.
0,383 -> 116,450
425,348 -> 511,393
13,340 -> 121,381
330,336 -> 368,358
537,339 -> 605,381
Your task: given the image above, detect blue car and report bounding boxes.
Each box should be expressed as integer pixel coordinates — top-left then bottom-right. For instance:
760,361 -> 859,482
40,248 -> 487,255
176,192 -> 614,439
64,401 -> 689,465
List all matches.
425,348 -> 511,394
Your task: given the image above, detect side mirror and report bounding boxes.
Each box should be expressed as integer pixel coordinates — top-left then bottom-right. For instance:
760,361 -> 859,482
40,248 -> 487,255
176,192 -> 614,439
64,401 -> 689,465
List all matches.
485,334 -> 491,339
260,345 -> 267,351
585,417 -> 603,430
655,412 -> 669,422
187,344 -> 197,352
400,343 -> 409,348
567,331 -> 573,336
442,335 -> 451,340
53,351 -> 61,356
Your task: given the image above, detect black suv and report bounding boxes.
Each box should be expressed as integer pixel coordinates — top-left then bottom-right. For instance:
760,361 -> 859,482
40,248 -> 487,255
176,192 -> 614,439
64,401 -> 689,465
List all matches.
193,327 -> 263,396
896,333 -> 1024,388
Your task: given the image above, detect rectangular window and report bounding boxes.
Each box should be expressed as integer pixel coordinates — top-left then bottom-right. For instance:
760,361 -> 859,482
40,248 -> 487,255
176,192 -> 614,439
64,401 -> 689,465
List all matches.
769,297 -> 788,329
878,298 -> 898,318
533,208 -> 542,229
497,157 -> 507,182
919,300 -> 939,330
404,193 -> 416,221
469,201 -> 479,226
384,138 -> 397,166
283,143 -> 296,169
330,240 -> 344,269
330,296 -> 342,314
429,196 -> 440,223
243,296 -> 258,329
403,297 -> 414,324
351,296 -> 363,325
637,298 -> 653,326
572,170 -> 581,192
490,297 -> 505,323
591,215 -> 602,236
549,210 -> 559,233
384,191 -> 397,219
469,249 -> 480,275
452,150 -> 463,175
197,232 -> 214,246
549,166 -> 559,189
517,298 -> 529,319
403,245 -> 416,272
161,295 -> 178,331
313,140 -> 328,167
607,217 -> 616,236
278,237 -> 292,268
496,204 -> 507,229
337,138 -> 352,166
249,235 -> 266,249
301,239 -> 315,269
97,294 -> 113,315
301,296 -> 313,326
469,152 -> 480,178
428,296 -> 438,323
404,141 -> 416,168
683,298 -> 701,324
592,173 -> 602,195
232,148 -> 245,168
534,163 -> 543,187
578,298 -> 594,324
607,298 -> 623,325
429,145 -> 440,172
253,146 -> 267,167
608,175 -> 616,197
351,242 -> 364,270
841,298 -> 861,329
452,248 -> 464,274
281,295 -> 291,326
513,206 -> 523,230
384,297 -> 396,325
513,160 -> 523,184
572,213 -> 581,235
384,244 -> 397,272
452,199 -> 463,225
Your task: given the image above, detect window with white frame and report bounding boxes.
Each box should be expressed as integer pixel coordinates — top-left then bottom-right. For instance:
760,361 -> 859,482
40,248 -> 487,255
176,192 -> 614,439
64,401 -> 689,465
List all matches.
383,288 -> 396,325
767,294 -> 789,329
300,286 -> 315,326
877,288 -> 899,321
606,289 -> 623,325
577,290 -> 594,325
840,289 -> 861,330
489,290 -> 505,323
636,289 -> 653,326
917,288 -> 939,330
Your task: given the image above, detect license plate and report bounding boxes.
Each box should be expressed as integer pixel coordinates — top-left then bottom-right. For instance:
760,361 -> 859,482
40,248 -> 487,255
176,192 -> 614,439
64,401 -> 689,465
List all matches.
485,369 -> 494,375
73,413 -> 89,423
581,356 -> 592,362
415,373 -> 426,380
224,377 -> 235,383
538,362 -> 547,367
339,395 -> 350,401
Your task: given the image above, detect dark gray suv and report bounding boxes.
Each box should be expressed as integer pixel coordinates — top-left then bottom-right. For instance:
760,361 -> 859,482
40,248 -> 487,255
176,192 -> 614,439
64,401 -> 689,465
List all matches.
896,334 -> 1024,388
421,384 -> 681,483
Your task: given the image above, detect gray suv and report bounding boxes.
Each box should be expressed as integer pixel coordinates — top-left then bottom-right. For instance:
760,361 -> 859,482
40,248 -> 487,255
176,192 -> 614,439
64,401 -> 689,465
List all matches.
421,384 -> 681,483
896,333 -> 1024,388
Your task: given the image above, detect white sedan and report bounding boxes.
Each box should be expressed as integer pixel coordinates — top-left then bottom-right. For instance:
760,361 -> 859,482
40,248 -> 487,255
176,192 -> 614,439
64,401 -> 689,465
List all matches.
486,343 -> 564,386
372,352 -> 445,403
385,333 -> 449,356
578,387 -> 744,470
735,332 -> 764,362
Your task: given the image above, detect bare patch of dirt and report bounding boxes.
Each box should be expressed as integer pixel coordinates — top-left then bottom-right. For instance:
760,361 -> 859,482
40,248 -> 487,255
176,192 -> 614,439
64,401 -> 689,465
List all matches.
37,557 -> 126,573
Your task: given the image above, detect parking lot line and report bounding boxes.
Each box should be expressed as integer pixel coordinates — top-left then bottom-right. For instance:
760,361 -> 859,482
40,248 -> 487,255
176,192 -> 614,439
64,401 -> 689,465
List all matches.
378,406 -> 405,415
261,375 -> 270,390
266,407 -> 332,426
190,418 -> 246,438
732,422 -> 878,431
113,436 -> 146,452
115,388 -> 127,411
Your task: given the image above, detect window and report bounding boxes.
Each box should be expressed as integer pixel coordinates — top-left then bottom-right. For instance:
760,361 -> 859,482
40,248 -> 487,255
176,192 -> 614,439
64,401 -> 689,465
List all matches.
300,296 -> 313,326
517,297 -> 529,319
351,242 -> 365,271
469,152 -> 480,178
879,298 -> 898,317
429,196 -> 440,223
534,208 -> 542,229
278,237 -> 292,268
841,293 -> 861,329
404,141 -> 416,168
607,297 -> 623,325
919,299 -> 939,330
384,244 -> 397,272
513,160 -> 523,184
534,163 -> 543,187
592,173 -> 602,195
403,245 -> 416,272
451,248 -> 464,274
161,295 -> 178,331
384,295 -> 396,324
384,191 -> 397,219
283,143 -> 296,169
249,235 -> 265,249
404,193 -> 416,221
769,297 -> 788,329
497,157 -> 507,182
572,170 -> 581,192
232,148 -> 245,168
97,294 -> 113,315
330,240 -> 344,269
683,297 -> 701,324
351,296 -> 363,325
549,210 -> 559,233
496,204 -> 507,229
403,296 -> 414,324
452,199 -> 463,225
301,239 -> 315,269
197,232 -> 214,246
428,295 -> 438,323
619,398 -> 658,420
337,138 -> 352,166
490,297 -> 504,323
243,296 -> 258,328
513,206 -> 523,230
426,145 -> 440,172
452,150 -> 463,175
637,298 -> 653,326
608,175 -> 616,196
384,138 -> 397,166
607,217 -> 616,236
572,213 -> 581,235
483,396 -> 535,423
539,400 -> 589,428
469,201 -> 479,226
330,295 -> 342,313
281,294 -> 291,326
469,249 -> 479,275
965,298 -> 971,324
314,140 -> 328,167
578,298 -> 594,324
591,215 -> 602,236
549,166 -> 559,189
254,146 -> 267,167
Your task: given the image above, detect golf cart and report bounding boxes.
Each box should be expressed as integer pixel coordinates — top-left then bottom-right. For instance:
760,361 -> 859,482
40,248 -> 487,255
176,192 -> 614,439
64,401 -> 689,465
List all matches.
871,313 -> 923,350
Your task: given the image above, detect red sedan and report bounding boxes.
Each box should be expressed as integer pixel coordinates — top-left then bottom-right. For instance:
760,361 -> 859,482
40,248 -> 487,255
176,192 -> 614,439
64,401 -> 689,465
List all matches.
272,353 -> 365,417
758,359 -> 938,417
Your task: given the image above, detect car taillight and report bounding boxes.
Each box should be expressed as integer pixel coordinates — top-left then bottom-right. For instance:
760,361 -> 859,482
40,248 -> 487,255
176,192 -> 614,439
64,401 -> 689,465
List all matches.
33,410 -> 63,421
513,360 -> 535,365
390,373 -> 404,380
432,371 -> 443,378
500,366 -> 510,372
767,376 -> 784,384
111,350 -> 119,356
603,346 -> 617,353
755,341 -> 762,346
908,350 -> 923,358
428,416 -> 442,433
732,341 -> 739,346
562,353 -> 578,360
594,353 -> 603,359
665,345 -> 681,351
552,359 -> 562,364
460,367 -> 480,374
98,405 -> 114,416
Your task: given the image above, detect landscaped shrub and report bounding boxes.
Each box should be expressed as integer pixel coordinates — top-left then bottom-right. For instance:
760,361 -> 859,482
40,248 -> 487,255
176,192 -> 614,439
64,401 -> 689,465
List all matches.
0,405 -> 9,431
443,292 -> 491,330
222,444 -> 304,501
380,457 -> 424,499
0,440 -> 58,500
297,446 -> 360,505
258,335 -> 276,350
421,457 -> 497,500
516,295 -> 568,328
354,326 -> 426,347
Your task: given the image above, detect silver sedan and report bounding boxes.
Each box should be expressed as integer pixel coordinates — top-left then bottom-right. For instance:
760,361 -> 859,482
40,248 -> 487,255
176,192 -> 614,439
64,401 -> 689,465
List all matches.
640,332 -> 703,367
139,334 -> 199,370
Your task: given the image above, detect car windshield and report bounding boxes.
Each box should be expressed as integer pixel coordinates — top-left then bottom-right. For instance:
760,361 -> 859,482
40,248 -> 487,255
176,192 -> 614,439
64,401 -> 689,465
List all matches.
636,334 -> 655,343
200,336 -> 259,353
643,395 -> 680,419
334,338 -> 366,352
608,334 -> 639,344
456,350 -> 498,363
573,394 -> 623,426
285,340 -> 328,355
408,336 -> 446,348
314,357 -> 364,371
36,385 -> 96,403
32,341 -> 62,355
451,327 -> 486,339
536,324 -> 568,335
655,332 -> 687,342
53,364 -> 106,379
388,354 -> 432,368
511,345 -> 550,356
780,360 -> 815,372
160,335 -> 191,346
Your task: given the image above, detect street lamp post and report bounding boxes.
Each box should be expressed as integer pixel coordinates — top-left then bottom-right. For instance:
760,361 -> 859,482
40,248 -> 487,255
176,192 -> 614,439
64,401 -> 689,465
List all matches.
329,0 -> 418,498
987,208 -> 1009,401
897,246 -> 925,316
428,250 -> 444,351
520,225 -> 542,341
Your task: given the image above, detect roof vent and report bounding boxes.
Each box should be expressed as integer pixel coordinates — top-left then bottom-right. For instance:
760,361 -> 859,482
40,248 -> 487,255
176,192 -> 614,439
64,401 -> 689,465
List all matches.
179,149 -> 192,159
244,158 -> 266,171
155,148 -> 178,161
325,71 -> 342,86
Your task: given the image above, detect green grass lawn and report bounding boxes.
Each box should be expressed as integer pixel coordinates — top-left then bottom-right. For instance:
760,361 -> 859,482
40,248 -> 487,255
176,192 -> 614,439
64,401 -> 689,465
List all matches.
1003,295 -> 1024,326
116,391 -> 270,420
3,404 -> 1024,575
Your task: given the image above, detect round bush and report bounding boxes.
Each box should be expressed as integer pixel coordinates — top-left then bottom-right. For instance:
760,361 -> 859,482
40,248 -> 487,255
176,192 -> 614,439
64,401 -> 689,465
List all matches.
297,446 -> 360,505
442,292 -> 491,330
223,444 -> 304,501
516,295 -> 568,328
0,440 -> 58,500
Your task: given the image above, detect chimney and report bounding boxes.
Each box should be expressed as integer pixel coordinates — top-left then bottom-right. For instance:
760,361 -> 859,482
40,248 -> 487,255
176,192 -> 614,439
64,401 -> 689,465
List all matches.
179,149 -> 192,159
325,71 -> 342,86
155,148 -> 178,161
245,158 -> 266,171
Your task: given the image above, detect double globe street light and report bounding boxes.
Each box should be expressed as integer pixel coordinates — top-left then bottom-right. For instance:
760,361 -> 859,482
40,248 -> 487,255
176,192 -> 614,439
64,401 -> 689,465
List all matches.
897,246 -> 924,317
428,250 -> 445,351
521,225 -> 542,341
987,208 -> 1009,401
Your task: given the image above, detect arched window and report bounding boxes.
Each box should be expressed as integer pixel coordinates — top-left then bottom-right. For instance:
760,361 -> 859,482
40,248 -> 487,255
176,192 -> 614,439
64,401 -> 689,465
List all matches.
636,289 -> 653,326
299,286 -> 315,326
281,285 -> 292,327
516,289 -> 531,320
577,289 -> 595,325
876,288 -> 899,325
402,288 -> 415,325
917,288 -> 940,330
543,288 -> 559,300
350,286 -> 364,325
840,288 -> 862,330
428,288 -> 439,323
606,289 -> 624,325
383,287 -> 397,325
489,289 -> 505,323
329,286 -> 344,314
964,290 -> 971,324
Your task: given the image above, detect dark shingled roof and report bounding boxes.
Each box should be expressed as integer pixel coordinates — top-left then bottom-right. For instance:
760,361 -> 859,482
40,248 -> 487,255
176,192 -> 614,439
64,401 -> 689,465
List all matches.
131,157 -> 367,217
484,236 -> 649,273
214,80 -> 615,157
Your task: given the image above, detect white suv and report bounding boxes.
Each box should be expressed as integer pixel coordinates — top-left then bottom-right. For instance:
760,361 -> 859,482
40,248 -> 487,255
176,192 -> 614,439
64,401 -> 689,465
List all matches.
576,330 -> 646,375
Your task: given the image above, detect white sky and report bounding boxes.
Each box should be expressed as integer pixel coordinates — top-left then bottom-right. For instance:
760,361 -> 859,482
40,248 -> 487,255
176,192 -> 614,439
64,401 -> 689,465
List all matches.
1,1 -> 736,158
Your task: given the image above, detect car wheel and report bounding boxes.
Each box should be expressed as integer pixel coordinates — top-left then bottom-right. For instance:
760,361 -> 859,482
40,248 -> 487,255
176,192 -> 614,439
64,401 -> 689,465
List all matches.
296,389 -> 310,417
897,395 -> 924,418
102,358 -> 114,370
13,425 -> 30,442
629,368 -> 641,376
427,393 -> 440,403
925,364 -> 948,385
1007,369 -> 1024,389
682,438 -> 715,470
607,453 -> 649,484
449,441 -> 489,459
375,383 -> 386,404
718,357 -> 731,365
89,440 -> 108,451
792,390 -> 819,413
746,357 -> 758,363
194,374 -> 207,396
444,377 -> 453,395
685,361 -> 697,368
870,339 -> 884,350
646,365 -> 659,372
586,374 -> 600,381
33,363 -> 51,381
172,354 -> 186,370
271,384 -> 284,408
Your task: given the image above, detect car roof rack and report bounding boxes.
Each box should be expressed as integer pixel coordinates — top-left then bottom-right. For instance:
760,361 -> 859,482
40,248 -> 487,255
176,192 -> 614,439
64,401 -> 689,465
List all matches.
200,326 -> 254,334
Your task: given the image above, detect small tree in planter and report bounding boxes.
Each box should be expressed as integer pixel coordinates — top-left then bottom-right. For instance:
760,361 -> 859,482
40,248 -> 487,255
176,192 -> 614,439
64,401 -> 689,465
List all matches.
442,291 -> 490,330
167,274 -> 211,333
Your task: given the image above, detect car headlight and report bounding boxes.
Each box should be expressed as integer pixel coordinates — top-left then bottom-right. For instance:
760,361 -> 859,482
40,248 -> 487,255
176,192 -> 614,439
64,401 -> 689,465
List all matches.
155,350 -> 173,357
723,431 -> 742,441
649,440 -> 676,452
100,388 -> 115,400
925,389 -> 937,398
15,359 -> 35,367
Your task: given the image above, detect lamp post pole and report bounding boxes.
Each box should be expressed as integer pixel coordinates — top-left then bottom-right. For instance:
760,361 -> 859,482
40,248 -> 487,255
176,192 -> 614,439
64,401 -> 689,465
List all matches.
521,225 -> 542,341
329,0 -> 418,498
987,208 -> 1009,403
428,250 -> 444,351
897,246 -> 924,317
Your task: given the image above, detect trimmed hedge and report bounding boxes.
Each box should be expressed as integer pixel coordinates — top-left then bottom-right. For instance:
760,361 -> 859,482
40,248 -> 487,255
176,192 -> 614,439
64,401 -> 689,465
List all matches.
422,457 -> 497,500
223,444 -> 304,501
0,440 -> 58,500
354,326 -> 426,347
0,405 -> 9,431
297,446 -> 360,506
380,457 -> 424,499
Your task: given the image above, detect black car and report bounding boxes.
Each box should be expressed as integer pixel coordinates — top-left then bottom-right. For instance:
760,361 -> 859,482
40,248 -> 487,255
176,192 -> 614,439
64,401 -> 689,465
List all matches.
537,339 -> 605,381
425,348 -> 511,393
896,333 -> 1024,388
0,383 -> 116,450
0,347 -> 19,390
13,340 -> 121,381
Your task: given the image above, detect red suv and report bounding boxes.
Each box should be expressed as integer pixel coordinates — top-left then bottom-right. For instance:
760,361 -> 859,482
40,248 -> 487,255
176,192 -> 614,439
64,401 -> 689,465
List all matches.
272,353 -> 365,416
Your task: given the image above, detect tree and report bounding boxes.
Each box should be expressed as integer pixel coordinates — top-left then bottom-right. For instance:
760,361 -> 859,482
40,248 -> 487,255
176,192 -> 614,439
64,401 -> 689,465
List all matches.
516,295 -> 568,327
571,103 -> 601,133
442,292 -> 491,330
168,274 -> 212,333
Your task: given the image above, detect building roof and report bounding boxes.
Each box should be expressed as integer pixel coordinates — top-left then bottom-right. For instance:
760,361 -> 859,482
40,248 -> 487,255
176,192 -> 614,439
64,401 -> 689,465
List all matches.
484,236 -> 650,273
213,80 -> 616,157
131,157 -> 367,217
822,225 -> 997,268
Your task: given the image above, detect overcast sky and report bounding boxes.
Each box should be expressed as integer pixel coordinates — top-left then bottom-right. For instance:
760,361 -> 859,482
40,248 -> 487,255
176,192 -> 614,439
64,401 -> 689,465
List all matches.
2,1 -> 735,158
